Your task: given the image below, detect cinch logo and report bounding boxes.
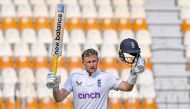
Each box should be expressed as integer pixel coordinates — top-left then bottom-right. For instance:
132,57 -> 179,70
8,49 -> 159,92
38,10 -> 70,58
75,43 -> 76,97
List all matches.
78,92 -> 100,99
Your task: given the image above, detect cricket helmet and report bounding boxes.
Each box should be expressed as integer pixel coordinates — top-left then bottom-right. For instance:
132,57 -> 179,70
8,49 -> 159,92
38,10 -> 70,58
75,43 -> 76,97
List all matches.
119,38 -> 141,64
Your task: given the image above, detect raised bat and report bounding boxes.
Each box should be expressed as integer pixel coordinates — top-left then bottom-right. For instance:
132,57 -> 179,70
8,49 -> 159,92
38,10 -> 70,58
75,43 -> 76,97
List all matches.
51,1 -> 66,76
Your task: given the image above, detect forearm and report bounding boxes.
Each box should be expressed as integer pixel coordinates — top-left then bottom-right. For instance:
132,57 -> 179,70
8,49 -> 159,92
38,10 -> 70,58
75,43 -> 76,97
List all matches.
125,72 -> 137,91
127,72 -> 137,85
53,88 -> 68,102
118,72 -> 137,91
119,81 -> 134,91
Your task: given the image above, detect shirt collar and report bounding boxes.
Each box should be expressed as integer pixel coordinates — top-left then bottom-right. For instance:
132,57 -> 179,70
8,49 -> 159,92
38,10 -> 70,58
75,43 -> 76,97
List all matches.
84,69 -> 100,78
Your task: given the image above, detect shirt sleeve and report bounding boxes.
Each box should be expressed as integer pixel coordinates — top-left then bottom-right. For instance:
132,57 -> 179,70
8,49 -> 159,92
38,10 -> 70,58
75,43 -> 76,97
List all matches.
63,74 -> 73,93
108,74 -> 122,91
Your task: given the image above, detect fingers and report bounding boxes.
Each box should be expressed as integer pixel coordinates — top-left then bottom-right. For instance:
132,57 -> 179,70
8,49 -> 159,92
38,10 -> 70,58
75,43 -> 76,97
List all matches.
131,57 -> 145,74
46,72 -> 59,89
47,72 -> 57,83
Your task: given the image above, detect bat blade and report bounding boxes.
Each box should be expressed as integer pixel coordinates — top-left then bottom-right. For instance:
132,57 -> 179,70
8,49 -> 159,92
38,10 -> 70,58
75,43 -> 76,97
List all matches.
51,3 -> 65,75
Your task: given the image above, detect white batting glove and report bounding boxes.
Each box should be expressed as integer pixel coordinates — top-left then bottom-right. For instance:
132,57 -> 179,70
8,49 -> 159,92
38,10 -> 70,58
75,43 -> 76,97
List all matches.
127,57 -> 145,85
131,56 -> 145,74
46,72 -> 60,91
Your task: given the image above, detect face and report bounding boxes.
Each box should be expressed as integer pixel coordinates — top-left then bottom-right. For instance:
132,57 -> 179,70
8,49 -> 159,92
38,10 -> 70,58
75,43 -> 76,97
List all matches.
123,53 -> 135,64
82,55 -> 99,74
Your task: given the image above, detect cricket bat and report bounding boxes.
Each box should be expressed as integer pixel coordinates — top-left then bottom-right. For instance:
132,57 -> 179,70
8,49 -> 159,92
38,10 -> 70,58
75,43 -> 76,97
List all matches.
51,1 -> 66,76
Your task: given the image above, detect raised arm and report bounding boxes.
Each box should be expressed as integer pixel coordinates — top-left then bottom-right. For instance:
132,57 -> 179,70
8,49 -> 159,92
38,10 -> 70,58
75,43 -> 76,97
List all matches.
46,72 -> 70,102
118,56 -> 145,91
53,88 -> 70,102
118,73 -> 137,91
118,38 -> 145,91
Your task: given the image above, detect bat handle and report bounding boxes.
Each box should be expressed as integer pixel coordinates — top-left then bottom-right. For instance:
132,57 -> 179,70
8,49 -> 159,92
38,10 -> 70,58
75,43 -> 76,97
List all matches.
53,55 -> 59,76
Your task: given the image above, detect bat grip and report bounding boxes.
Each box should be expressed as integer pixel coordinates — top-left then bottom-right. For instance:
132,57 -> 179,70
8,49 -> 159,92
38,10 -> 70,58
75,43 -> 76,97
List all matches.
53,55 -> 59,76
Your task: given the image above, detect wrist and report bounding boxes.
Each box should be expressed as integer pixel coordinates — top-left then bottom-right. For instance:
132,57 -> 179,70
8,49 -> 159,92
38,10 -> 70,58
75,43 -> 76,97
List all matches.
127,72 -> 137,85
53,76 -> 61,91
53,85 -> 59,91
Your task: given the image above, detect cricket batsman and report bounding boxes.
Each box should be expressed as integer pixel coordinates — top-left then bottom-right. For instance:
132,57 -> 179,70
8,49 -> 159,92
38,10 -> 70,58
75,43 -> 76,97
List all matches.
46,38 -> 145,109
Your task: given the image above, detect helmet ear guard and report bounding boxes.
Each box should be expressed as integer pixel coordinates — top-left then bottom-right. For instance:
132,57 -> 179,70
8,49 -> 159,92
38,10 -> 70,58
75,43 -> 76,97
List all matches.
119,49 -> 125,62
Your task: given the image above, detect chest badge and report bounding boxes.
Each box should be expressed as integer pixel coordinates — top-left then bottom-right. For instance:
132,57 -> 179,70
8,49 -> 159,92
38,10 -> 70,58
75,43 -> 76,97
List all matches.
97,79 -> 101,87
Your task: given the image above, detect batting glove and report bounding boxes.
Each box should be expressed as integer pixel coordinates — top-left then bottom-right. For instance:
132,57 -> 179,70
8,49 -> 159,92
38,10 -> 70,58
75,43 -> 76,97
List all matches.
131,56 -> 145,74
127,57 -> 145,85
46,72 -> 60,91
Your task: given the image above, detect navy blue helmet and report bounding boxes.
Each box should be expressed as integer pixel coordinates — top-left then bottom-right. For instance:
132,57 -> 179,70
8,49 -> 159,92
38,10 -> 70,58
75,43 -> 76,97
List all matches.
119,38 -> 141,64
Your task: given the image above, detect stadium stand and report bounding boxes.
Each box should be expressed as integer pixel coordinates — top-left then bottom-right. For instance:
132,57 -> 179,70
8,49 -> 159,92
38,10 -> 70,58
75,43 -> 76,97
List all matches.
0,0 -> 12,5
146,0 -> 190,109
0,0 -> 190,109
66,43 -> 83,73
13,0 -> 29,5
